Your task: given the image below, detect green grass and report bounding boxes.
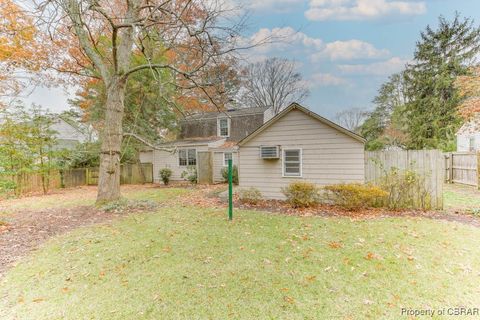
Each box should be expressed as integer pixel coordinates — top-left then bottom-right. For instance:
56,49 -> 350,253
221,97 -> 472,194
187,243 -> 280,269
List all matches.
0,187 -> 190,213
1,204 -> 480,319
444,183 -> 480,212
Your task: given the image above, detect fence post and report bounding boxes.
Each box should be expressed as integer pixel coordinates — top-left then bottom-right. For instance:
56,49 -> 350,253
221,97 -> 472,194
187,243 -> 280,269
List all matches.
450,153 -> 454,184
477,151 -> 480,190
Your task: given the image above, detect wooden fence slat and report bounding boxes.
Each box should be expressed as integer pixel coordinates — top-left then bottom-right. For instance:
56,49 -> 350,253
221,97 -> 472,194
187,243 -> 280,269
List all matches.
444,152 -> 477,186
365,149 -> 444,210
6,163 -> 154,195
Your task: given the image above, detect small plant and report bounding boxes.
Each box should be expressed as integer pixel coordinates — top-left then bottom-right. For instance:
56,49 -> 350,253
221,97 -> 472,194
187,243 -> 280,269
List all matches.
0,179 -> 16,198
238,187 -> 262,205
323,183 -> 388,210
221,165 -> 239,185
99,199 -> 158,213
159,168 -> 172,185
181,166 -> 197,184
282,181 -> 319,208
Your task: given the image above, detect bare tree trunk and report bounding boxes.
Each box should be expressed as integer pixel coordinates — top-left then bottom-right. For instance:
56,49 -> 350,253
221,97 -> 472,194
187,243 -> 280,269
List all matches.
96,77 -> 126,203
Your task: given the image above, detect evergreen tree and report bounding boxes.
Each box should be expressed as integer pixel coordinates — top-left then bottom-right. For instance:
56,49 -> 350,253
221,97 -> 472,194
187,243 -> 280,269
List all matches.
404,13 -> 480,150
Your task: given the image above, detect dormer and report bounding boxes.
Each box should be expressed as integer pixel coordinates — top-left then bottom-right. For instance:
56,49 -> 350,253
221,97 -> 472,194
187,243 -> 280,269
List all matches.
179,107 -> 268,142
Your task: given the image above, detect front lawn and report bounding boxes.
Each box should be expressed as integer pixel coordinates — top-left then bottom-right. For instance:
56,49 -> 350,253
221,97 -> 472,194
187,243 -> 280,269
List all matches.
444,183 -> 480,212
1,200 -> 480,319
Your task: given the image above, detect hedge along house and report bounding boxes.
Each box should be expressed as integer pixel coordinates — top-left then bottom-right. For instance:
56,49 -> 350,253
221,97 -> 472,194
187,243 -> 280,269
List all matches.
237,103 -> 366,199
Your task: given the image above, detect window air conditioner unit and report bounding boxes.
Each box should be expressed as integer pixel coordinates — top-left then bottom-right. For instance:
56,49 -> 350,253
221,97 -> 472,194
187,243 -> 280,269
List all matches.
260,146 -> 280,159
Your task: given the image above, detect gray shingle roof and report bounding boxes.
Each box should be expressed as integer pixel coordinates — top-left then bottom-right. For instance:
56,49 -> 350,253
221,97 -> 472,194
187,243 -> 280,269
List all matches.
182,107 -> 268,121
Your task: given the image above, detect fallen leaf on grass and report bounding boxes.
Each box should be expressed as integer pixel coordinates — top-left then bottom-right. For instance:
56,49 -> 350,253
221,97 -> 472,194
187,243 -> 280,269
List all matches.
328,241 -> 343,249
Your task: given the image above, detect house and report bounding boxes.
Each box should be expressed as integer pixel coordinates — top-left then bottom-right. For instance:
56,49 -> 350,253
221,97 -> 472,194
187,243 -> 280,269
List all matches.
456,116 -> 480,152
237,103 -> 366,199
143,107 -> 268,184
51,115 -> 95,150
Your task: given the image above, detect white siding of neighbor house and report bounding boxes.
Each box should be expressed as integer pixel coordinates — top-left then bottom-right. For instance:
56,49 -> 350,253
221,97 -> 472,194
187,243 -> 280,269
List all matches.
238,109 -> 365,199
457,133 -> 480,152
212,151 -> 238,183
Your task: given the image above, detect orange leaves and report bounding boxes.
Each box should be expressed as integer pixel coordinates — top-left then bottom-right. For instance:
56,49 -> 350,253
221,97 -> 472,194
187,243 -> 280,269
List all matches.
328,241 -> 343,249
456,66 -> 480,119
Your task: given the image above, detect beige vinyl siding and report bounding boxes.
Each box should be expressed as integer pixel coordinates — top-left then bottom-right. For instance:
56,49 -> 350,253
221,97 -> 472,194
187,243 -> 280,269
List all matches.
238,109 -> 365,199
152,145 -> 210,183
139,150 -> 153,163
212,151 -> 238,183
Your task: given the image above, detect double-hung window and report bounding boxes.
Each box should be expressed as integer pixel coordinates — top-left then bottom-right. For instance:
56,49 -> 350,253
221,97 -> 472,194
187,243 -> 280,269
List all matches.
218,118 -> 230,137
179,149 -> 196,166
283,149 -> 302,177
223,152 -> 233,166
469,137 -> 475,152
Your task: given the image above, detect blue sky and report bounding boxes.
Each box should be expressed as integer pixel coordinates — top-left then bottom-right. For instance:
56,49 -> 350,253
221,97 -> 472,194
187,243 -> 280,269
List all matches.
26,0 -> 480,119
238,0 -> 480,118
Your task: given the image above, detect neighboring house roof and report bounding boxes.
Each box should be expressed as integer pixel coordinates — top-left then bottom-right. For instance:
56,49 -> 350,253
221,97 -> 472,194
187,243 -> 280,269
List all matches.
157,137 -> 225,147
182,107 -> 268,121
456,115 -> 480,136
238,102 -> 366,146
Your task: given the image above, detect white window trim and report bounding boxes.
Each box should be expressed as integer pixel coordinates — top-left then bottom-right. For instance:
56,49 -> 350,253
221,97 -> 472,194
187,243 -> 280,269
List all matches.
223,152 -> 234,167
217,117 -> 230,138
178,148 -> 197,167
282,148 -> 302,178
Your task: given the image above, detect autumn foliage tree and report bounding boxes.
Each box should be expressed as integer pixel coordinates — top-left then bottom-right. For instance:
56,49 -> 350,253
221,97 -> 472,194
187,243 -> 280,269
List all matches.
0,0 -> 46,103
33,0 -> 255,203
456,65 -> 480,119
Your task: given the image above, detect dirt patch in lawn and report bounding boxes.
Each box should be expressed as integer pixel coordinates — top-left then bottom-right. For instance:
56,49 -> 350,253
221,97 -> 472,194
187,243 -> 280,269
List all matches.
0,205 -> 121,276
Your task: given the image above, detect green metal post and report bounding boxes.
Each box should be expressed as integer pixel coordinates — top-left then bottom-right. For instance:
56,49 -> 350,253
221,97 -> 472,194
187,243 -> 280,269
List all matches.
228,158 -> 233,220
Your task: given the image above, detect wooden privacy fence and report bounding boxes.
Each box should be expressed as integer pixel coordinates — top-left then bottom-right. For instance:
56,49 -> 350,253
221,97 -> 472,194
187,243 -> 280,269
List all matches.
4,163 -> 153,195
444,152 -> 477,186
85,163 -> 153,185
365,150 -> 444,209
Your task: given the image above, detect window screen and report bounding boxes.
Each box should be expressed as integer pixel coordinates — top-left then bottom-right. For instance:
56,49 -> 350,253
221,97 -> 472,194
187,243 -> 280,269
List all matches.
219,118 -> 229,137
224,152 -> 232,166
283,149 -> 301,176
179,149 -> 196,166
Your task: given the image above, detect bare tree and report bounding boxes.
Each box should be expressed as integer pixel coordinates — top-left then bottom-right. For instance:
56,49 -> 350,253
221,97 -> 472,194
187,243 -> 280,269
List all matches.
240,57 -> 309,114
33,0 -> 261,203
334,108 -> 368,133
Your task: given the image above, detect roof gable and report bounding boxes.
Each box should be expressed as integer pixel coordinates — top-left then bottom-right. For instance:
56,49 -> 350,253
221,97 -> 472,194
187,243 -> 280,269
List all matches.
238,103 -> 366,146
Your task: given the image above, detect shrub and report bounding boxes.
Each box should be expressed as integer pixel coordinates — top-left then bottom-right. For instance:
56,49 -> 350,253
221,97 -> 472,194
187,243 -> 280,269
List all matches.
323,183 -> 388,210
159,168 -> 172,185
221,165 -> 239,185
181,166 -> 197,184
0,179 -> 16,197
238,187 -> 262,205
379,168 -> 431,210
282,181 -> 319,208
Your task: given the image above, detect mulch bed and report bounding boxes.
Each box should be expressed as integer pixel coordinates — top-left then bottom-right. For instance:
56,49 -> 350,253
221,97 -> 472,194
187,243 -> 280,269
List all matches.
235,200 -> 480,227
0,206 -> 120,277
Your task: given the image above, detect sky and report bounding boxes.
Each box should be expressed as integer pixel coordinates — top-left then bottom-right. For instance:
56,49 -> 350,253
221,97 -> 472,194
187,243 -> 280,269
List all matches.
24,0 -> 480,119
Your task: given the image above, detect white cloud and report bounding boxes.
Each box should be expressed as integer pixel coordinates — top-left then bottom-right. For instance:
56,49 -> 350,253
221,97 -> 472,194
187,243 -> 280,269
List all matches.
305,0 -> 426,21
310,73 -> 348,86
338,57 -> 409,75
248,0 -> 305,12
313,39 -> 389,61
246,27 -> 389,62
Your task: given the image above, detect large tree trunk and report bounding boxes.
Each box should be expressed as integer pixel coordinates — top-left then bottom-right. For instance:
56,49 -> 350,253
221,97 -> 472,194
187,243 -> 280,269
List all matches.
96,77 -> 126,204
